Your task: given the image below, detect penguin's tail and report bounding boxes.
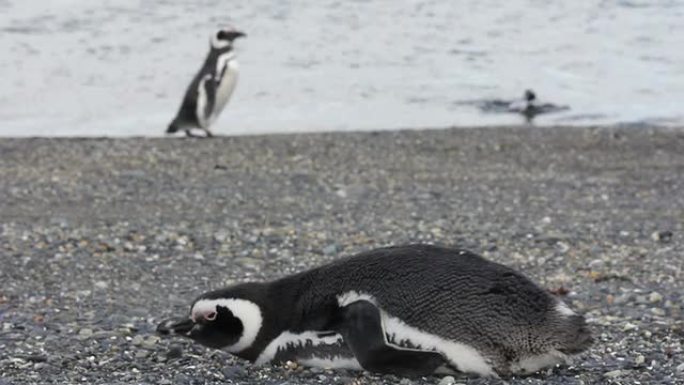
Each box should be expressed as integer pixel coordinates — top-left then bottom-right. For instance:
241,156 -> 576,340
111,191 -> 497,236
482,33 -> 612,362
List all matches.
166,121 -> 180,134
556,312 -> 593,355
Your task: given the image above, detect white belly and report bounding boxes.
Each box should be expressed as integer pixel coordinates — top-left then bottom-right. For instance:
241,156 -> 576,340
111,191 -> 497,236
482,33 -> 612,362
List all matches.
381,310 -> 495,376
255,330 -> 362,370
210,58 -> 239,125
337,291 -> 496,377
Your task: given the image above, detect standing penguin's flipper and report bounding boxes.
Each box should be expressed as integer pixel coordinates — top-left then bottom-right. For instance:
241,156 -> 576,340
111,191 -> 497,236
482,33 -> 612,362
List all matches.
337,300 -> 448,377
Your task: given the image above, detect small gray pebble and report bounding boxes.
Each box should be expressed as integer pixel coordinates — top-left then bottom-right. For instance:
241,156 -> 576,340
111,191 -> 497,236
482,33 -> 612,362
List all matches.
604,369 -> 624,378
23,354 -> 48,363
78,328 -> 93,339
652,230 -> 673,243
438,376 -> 456,385
142,335 -> 160,349
322,244 -> 338,255
222,365 -> 247,379
173,373 -> 191,384
131,335 -> 145,346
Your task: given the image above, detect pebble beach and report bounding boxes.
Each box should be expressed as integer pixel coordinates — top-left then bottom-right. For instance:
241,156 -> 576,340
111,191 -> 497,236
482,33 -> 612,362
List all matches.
1,125 -> 683,384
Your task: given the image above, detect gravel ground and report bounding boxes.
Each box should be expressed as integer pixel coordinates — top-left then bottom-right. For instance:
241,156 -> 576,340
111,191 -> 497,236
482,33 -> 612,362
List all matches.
1,125 -> 683,385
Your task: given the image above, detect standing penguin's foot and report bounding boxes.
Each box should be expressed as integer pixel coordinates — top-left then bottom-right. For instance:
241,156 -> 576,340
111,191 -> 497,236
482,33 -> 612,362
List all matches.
183,129 -> 213,138
336,300 -> 449,377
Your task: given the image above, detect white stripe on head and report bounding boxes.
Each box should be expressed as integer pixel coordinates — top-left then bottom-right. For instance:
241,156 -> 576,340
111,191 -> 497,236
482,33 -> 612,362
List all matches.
211,33 -> 232,49
191,298 -> 263,353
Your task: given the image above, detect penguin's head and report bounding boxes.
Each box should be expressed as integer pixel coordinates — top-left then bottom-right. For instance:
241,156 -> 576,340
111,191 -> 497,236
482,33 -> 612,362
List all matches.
524,89 -> 536,102
157,286 -> 263,353
211,28 -> 246,49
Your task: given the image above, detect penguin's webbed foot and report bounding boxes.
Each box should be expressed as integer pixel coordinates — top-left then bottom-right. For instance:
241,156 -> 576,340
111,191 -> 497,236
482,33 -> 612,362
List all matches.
184,129 -> 213,138
337,300 -> 447,377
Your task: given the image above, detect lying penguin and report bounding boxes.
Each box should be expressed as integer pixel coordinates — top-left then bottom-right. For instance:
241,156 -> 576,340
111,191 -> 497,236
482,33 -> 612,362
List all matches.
157,244 -> 592,378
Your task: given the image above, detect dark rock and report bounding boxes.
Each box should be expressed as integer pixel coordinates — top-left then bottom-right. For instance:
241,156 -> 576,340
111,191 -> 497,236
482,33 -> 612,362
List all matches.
166,345 -> 183,360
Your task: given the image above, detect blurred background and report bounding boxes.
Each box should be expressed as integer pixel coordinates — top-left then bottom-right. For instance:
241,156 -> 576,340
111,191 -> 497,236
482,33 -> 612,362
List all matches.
1,0 -> 683,137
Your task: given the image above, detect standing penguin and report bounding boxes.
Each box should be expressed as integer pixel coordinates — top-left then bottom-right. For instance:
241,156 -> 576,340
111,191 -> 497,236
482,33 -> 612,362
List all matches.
157,244 -> 592,378
167,28 -> 246,137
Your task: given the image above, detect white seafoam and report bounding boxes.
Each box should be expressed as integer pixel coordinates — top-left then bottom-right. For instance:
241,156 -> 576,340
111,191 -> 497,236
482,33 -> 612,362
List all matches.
1,0 -> 683,136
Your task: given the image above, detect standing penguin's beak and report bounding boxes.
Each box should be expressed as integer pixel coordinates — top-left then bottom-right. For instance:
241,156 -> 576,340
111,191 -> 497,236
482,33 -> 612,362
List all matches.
217,30 -> 247,41
157,317 -> 195,336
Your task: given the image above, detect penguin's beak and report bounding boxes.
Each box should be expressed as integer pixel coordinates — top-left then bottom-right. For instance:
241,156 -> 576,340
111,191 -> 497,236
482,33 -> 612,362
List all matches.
234,31 -> 246,39
157,317 -> 195,336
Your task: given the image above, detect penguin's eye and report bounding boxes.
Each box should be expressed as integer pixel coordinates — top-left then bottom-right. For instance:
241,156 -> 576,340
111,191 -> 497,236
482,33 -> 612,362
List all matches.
205,311 -> 217,321
216,31 -> 227,40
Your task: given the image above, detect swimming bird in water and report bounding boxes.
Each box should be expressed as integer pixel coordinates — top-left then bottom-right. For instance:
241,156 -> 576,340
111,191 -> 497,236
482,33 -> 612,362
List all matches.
167,28 -> 246,138
475,89 -> 568,122
508,90 -> 567,122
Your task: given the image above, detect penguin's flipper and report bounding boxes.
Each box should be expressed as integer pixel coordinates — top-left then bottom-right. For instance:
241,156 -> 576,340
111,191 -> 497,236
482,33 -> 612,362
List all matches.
202,77 -> 217,123
337,300 -> 448,377
193,75 -> 217,132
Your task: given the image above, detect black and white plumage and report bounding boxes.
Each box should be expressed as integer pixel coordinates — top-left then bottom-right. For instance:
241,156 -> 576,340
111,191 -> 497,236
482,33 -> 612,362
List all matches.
157,244 -> 592,378
167,28 -> 246,137
477,89 -> 569,122
507,89 -> 569,121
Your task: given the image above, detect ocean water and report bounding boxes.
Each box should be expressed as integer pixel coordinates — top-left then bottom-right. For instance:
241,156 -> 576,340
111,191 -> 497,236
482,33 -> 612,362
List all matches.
1,0 -> 683,137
